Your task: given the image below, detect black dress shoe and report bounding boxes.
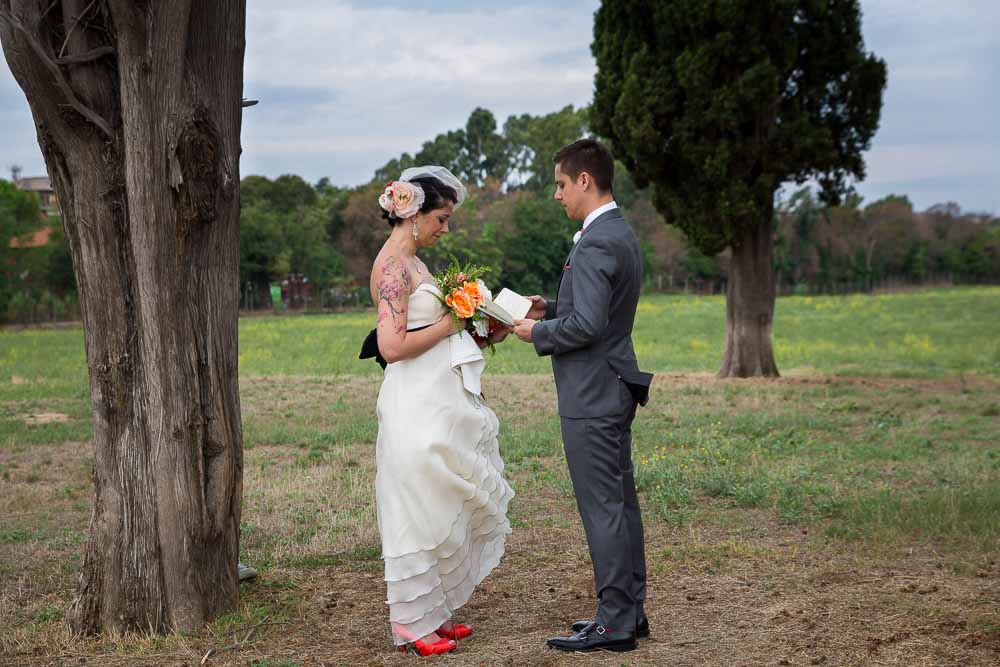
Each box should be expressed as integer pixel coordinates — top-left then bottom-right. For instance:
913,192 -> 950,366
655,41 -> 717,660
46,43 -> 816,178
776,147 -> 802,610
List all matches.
547,622 -> 637,652
572,615 -> 649,638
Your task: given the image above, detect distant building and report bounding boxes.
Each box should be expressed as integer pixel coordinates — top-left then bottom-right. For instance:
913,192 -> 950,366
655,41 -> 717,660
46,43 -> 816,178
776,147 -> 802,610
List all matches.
9,175 -> 57,249
16,176 -> 58,217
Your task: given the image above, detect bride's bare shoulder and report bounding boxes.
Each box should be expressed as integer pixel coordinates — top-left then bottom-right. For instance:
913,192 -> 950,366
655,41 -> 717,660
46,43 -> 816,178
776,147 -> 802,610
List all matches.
371,250 -> 412,294
373,249 -> 408,276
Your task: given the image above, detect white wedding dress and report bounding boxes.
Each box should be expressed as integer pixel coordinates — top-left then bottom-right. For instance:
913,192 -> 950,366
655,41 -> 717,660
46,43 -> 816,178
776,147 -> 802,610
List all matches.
375,282 -> 514,644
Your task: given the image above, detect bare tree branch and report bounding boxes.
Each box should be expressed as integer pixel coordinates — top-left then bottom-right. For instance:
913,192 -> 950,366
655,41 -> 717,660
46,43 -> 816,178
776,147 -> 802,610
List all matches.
0,7 -> 113,138
40,0 -> 62,20
54,44 -> 113,64
58,0 -> 97,58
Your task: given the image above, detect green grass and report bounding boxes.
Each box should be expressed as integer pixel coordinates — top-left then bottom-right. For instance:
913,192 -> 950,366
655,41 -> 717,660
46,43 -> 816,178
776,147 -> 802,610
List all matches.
2,290 -> 999,663
2,289 -> 998,396
3,288 -> 998,552
0,528 -> 41,544
620,378 -> 1000,547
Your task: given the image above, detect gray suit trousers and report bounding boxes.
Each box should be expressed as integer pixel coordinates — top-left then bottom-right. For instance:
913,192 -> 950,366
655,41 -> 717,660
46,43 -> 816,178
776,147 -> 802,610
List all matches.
560,401 -> 647,631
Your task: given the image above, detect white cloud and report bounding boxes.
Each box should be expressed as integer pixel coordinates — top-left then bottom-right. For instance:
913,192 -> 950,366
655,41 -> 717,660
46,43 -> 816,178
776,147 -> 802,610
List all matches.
855,0 -> 999,211
864,143 -> 995,184
0,0 -> 996,212
239,1 -> 598,184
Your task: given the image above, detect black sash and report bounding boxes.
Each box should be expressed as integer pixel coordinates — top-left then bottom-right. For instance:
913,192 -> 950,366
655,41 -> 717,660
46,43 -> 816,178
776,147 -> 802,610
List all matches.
359,325 -> 431,370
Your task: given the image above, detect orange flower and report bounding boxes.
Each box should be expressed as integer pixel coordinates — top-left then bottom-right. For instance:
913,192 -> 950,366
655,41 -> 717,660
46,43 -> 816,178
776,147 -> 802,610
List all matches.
462,281 -> 484,306
447,288 -> 476,318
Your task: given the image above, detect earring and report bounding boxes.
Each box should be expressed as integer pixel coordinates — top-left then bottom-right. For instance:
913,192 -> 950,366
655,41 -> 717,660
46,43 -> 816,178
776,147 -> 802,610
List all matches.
412,221 -> 419,241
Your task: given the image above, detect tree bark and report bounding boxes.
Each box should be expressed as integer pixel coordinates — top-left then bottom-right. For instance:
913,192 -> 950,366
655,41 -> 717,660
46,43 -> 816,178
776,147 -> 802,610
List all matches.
719,211 -> 780,378
1,0 -> 246,634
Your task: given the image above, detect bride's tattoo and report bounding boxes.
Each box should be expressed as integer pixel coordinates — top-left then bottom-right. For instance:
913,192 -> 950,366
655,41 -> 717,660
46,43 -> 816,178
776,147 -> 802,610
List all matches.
377,256 -> 410,335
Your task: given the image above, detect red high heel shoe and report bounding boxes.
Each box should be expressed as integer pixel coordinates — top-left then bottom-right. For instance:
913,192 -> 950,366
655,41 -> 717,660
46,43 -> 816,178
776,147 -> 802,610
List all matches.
399,637 -> 457,656
437,622 -> 473,640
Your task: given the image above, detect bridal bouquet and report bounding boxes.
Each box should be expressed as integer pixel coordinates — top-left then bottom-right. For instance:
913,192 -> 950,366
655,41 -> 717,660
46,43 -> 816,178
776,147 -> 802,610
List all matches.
434,259 -> 505,351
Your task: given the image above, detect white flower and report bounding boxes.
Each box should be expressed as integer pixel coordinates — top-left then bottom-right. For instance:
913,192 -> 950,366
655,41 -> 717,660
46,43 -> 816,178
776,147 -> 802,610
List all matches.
476,279 -> 493,302
474,319 -> 489,337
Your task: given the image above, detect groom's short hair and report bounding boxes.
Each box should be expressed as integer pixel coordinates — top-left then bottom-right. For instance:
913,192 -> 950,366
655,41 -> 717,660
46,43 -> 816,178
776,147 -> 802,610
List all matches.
553,139 -> 614,194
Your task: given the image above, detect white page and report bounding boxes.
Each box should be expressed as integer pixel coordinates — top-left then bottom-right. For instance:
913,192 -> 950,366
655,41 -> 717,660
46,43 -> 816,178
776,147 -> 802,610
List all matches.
477,300 -> 514,326
493,288 -> 532,321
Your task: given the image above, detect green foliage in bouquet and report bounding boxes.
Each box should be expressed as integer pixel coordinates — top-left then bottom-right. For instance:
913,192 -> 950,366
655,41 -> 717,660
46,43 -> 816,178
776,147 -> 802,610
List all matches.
434,257 -> 501,352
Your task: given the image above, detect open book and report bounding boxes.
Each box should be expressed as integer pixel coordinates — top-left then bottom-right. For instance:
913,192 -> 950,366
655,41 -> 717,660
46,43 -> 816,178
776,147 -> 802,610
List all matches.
477,288 -> 532,326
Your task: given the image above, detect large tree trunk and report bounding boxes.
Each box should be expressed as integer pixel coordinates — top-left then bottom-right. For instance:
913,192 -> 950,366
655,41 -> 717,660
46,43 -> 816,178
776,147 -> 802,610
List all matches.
719,211 -> 780,378
1,0 -> 246,634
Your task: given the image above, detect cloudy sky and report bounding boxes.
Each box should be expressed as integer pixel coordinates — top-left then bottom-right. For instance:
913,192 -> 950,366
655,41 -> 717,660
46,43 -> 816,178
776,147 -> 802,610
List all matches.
1,0 -> 997,213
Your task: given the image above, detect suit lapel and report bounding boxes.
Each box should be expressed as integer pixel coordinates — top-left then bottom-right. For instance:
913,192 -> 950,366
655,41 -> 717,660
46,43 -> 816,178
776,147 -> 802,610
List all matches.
555,209 -> 623,298
556,240 -> 580,297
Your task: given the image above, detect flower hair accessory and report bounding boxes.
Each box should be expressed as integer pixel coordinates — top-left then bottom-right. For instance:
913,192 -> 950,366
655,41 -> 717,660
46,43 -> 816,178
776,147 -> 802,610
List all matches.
378,180 -> 425,219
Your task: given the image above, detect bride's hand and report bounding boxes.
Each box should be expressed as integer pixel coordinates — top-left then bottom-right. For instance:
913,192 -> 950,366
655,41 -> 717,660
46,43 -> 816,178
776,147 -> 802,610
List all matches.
489,323 -> 514,344
440,316 -> 465,337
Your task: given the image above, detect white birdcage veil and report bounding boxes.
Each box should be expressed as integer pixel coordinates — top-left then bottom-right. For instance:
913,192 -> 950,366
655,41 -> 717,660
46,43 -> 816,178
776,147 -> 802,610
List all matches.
398,165 -> 468,209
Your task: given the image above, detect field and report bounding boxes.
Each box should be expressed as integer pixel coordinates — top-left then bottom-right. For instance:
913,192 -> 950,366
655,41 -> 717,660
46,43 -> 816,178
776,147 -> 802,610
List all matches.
1,287 -> 999,666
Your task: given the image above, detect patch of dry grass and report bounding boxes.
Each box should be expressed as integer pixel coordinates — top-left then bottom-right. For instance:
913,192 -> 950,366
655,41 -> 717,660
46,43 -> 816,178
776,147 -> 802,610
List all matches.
2,374 -> 999,666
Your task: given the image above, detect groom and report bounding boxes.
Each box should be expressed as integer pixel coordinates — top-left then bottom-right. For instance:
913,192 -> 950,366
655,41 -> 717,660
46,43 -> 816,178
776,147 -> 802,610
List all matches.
513,139 -> 653,653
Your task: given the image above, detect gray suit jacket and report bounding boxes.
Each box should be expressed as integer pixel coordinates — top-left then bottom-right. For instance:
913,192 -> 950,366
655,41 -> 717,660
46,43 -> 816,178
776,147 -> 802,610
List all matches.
532,208 -> 653,419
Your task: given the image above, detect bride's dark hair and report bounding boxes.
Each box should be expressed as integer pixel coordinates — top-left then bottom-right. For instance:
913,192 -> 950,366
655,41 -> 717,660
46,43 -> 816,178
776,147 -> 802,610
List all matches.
382,176 -> 458,227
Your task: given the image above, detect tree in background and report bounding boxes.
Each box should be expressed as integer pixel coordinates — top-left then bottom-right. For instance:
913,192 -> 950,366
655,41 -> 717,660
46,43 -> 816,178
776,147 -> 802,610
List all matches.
0,179 -> 40,310
772,191 -> 1000,293
2,180 -> 80,321
495,195 -> 577,295
239,175 -> 343,308
373,107 -> 511,189
774,188 -> 822,292
419,182 -> 505,280
626,196 -> 703,291
592,0 -> 887,376
460,107 -> 510,186
505,105 -> 589,192
10,94 -> 995,325
924,204 -> 1000,283
0,178 -> 37,246
357,107 -> 587,295
858,195 -> 915,285
1,0 -> 245,634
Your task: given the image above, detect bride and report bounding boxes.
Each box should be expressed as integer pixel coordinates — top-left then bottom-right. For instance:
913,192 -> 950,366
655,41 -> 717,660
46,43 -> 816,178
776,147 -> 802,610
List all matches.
365,166 -> 515,656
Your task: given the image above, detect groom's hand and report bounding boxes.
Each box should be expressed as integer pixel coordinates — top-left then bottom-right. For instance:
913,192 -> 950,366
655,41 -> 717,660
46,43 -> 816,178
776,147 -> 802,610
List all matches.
513,318 -> 537,342
525,295 -> 548,321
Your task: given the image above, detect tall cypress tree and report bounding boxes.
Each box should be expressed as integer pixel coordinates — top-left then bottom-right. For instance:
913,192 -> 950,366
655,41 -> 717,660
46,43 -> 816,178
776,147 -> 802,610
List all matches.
592,0 -> 887,376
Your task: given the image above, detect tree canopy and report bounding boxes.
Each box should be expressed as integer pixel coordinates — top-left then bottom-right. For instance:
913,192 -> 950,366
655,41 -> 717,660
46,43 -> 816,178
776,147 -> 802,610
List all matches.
591,0 -> 888,377
592,0 -> 888,253
1,180 -> 43,316
6,103 -> 999,325
0,179 -> 39,250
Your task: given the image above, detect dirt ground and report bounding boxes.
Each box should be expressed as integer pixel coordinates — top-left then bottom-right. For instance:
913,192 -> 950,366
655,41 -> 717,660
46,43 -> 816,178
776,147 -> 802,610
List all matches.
5,469 -> 998,666
2,374 -> 999,666
212,504 -> 1000,666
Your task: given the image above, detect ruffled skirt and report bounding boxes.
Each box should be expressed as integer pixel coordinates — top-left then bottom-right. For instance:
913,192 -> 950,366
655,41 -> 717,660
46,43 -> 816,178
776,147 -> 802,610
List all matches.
375,337 -> 514,644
